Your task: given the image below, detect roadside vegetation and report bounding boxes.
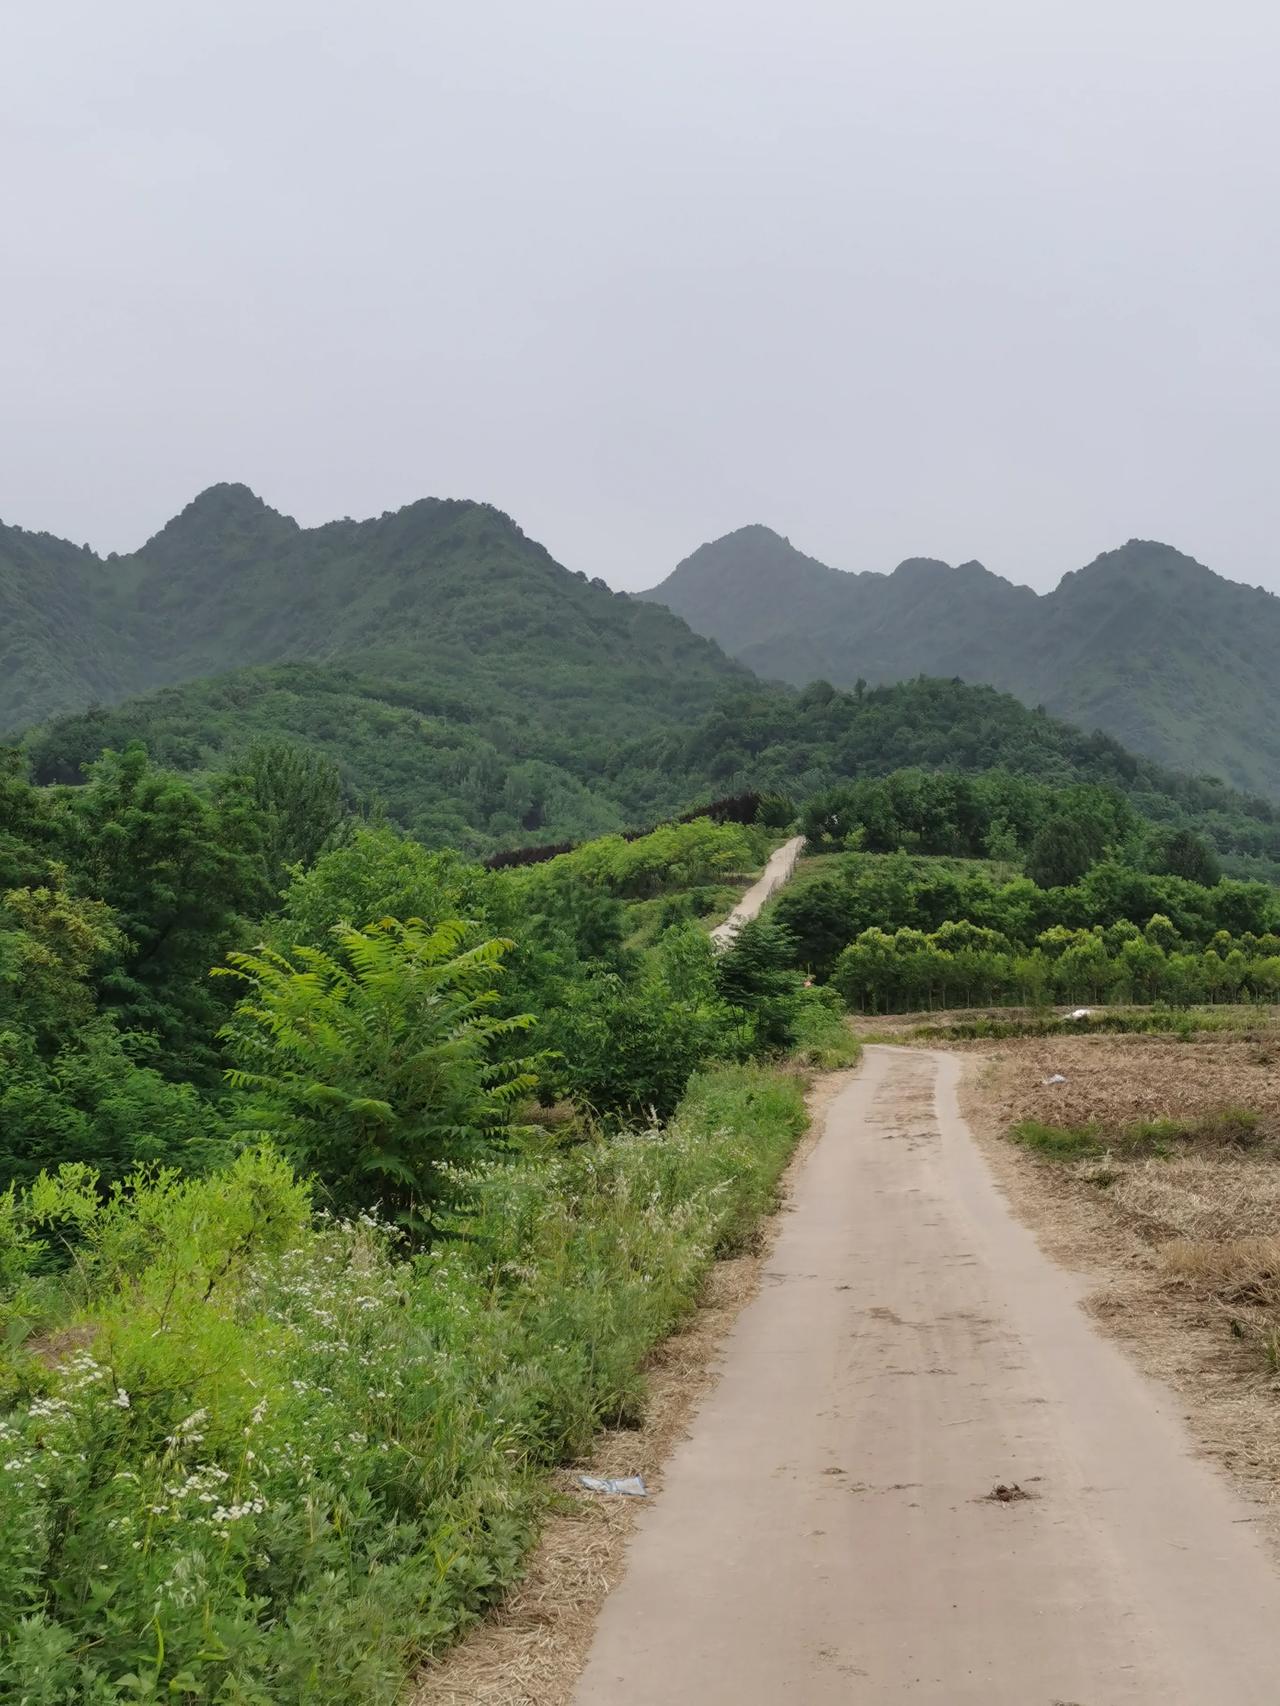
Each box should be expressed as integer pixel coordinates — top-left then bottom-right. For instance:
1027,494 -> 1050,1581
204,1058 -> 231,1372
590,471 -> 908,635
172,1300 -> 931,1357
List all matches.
0,740 -> 852,1702
0,1066 -> 806,1704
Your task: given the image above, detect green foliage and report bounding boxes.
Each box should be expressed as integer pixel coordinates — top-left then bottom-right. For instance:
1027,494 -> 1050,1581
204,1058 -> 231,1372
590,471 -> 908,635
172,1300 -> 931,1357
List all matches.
779,842 -> 1276,980
61,744 -> 270,1077
0,748 -> 57,890
1147,826 -> 1222,887
238,738 -> 353,891
1026,813 -> 1103,887
278,825 -> 487,948
800,769 -> 1135,867
0,876 -> 122,1052
788,985 -> 862,1067
755,792 -> 796,829
545,925 -> 742,1120
0,1024 -> 228,1190
24,667 -> 1280,876
796,830 -> 1280,1017
0,1065 -> 806,1705
1010,1119 -> 1105,1159
0,869 -> 229,1189
521,817 -> 758,899
715,916 -> 806,1051
218,919 -> 539,1231
771,876 -> 864,979
831,916 -> 1280,1014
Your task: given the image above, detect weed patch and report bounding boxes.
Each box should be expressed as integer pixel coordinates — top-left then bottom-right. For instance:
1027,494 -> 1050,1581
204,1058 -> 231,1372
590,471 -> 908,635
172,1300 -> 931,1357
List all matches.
0,1065 -> 807,1705
1013,1107 -> 1262,1164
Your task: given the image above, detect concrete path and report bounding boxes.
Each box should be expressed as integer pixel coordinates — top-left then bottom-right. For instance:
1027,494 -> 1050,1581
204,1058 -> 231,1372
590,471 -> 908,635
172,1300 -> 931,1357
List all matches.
709,834 -> 805,951
573,1046 -> 1280,1704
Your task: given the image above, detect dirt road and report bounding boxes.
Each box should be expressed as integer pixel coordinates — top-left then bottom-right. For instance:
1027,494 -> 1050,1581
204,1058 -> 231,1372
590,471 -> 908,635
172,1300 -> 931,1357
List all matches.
572,1046 -> 1280,1704
709,835 -> 805,950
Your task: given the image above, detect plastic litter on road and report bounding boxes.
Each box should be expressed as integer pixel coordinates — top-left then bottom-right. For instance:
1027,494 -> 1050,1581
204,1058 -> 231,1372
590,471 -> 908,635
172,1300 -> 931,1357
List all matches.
579,1475 -> 648,1497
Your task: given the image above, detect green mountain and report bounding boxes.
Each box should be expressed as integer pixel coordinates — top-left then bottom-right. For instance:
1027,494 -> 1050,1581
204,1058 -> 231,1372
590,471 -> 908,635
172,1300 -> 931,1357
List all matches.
642,528 -> 1280,799
2,486 -> 759,845
2,484 -> 747,740
8,489 -> 1280,873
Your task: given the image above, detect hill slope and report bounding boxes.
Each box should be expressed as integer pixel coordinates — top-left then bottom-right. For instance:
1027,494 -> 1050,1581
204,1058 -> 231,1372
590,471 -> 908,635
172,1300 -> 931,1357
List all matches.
24,666 -> 1280,877
643,530 -> 1280,798
1,484 -> 750,749
10,490 -> 1280,870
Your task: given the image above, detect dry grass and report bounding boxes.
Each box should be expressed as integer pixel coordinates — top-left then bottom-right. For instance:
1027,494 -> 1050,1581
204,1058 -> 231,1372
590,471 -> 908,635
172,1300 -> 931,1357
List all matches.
412,1070 -> 849,1706
958,1035 -> 1280,1528
970,1032 -> 1280,1139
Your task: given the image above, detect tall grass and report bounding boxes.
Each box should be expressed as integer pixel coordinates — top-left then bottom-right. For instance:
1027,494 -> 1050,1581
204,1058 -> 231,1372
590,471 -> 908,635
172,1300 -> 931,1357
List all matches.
0,1065 -> 807,1704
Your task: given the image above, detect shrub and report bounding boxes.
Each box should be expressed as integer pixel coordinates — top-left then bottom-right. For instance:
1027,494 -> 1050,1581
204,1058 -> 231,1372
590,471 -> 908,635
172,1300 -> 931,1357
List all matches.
218,918 -> 539,1232
715,916 -> 805,1051
0,1065 -> 807,1705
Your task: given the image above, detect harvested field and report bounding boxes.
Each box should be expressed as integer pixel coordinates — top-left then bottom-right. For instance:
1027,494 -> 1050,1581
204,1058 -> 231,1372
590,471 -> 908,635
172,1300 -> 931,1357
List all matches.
971,1033 -> 1280,1140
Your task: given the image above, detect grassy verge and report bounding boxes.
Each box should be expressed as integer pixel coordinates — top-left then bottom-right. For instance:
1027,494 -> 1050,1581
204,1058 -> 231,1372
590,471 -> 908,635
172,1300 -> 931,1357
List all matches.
791,988 -> 863,1069
909,1007 -> 1270,1043
0,1064 -> 808,1705
1012,1107 -> 1262,1162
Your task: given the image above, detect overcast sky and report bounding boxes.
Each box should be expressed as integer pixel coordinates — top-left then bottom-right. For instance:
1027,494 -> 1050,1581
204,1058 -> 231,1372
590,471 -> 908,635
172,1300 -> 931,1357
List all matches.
4,0 -> 1280,592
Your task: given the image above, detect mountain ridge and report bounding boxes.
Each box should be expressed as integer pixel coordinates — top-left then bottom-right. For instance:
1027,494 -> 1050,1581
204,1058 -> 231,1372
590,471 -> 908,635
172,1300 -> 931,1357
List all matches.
642,528 -> 1280,797
0,483 -> 750,741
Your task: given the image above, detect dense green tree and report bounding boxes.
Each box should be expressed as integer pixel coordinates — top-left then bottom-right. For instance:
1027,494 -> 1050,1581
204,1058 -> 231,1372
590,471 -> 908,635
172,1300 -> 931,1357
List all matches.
218,918 -> 539,1231
770,878 -> 858,979
1026,815 -> 1098,888
0,1024 -> 227,1189
278,826 -> 487,948
238,739 -> 352,891
715,917 -> 805,1051
0,750 -> 55,891
0,877 -> 122,1053
61,745 -> 269,1075
1148,827 -> 1222,887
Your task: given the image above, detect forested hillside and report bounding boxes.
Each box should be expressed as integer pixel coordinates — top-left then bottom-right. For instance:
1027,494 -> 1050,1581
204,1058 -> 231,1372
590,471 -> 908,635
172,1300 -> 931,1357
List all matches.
10,488 -> 1280,872
643,527 -> 1280,799
20,675 -> 1280,878
1,484 -> 748,740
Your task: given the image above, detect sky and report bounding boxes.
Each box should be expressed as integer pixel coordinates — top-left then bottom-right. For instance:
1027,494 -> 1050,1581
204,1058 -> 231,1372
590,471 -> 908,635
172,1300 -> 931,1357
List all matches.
4,0 -> 1280,593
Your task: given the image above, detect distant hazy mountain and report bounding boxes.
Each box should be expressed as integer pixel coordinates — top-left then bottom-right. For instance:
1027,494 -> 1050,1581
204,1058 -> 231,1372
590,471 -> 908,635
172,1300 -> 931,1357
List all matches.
642,527 -> 1280,798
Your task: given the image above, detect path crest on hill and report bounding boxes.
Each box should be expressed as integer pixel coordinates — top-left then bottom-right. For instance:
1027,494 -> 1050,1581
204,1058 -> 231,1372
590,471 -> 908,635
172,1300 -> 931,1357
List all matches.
573,1046 -> 1280,1704
709,834 -> 805,950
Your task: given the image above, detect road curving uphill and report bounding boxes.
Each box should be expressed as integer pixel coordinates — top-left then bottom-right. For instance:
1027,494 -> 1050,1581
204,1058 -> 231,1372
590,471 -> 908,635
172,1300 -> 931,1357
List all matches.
710,835 -> 806,951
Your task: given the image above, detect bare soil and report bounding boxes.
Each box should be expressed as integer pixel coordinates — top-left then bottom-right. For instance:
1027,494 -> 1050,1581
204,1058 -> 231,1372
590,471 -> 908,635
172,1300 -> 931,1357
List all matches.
960,1034 -> 1280,1524
965,1030 -> 1280,1137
